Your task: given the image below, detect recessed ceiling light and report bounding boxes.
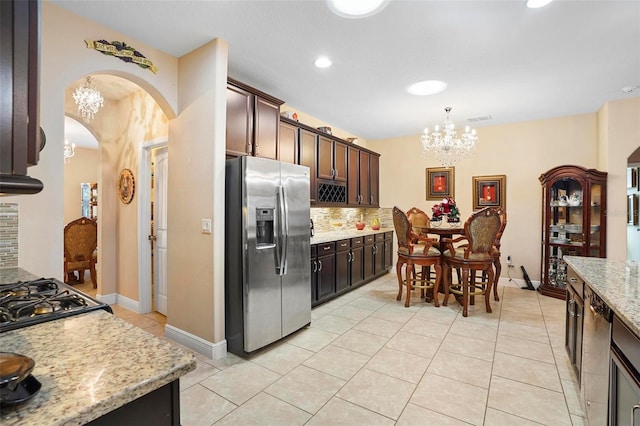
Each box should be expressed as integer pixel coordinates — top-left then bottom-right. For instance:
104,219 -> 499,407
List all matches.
314,56 -> 332,68
526,0 -> 553,9
622,85 -> 638,94
406,80 -> 447,96
327,0 -> 389,18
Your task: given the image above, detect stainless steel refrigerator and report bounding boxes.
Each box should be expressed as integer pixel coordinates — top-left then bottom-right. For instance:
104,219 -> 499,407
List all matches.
225,156 -> 311,356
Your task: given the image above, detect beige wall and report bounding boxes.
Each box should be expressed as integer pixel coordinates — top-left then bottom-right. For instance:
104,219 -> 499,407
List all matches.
167,39 -> 228,344
63,147 -> 99,225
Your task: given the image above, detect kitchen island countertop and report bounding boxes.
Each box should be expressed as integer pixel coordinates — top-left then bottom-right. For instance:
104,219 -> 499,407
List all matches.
564,256 -> 640,336
0,270 -> 196,426
311,227 -> 393,244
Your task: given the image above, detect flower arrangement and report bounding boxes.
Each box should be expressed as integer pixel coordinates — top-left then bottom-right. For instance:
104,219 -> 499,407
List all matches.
431,197 -> 460,222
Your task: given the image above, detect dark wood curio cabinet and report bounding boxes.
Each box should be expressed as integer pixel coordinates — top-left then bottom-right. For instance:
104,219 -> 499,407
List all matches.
539,165 -> 607,299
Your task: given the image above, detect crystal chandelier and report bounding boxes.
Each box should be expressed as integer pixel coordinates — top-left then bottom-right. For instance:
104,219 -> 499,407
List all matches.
73,76 -> 104,122
64,139 -> 76,163
421,107 -> 478,167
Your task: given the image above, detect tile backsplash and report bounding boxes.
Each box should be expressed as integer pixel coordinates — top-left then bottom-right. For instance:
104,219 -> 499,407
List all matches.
311,207 -> 392,233
0,203 -> 18,268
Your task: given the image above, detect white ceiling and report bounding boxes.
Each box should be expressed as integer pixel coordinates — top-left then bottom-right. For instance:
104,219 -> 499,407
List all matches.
52,0 -> 640,141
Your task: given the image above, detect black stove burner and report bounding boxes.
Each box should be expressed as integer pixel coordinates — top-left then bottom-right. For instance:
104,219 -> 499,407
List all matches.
0,278 -> 112,332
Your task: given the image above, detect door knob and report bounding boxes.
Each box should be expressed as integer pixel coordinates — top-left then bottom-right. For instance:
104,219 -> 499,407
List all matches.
148,235 -> 157,241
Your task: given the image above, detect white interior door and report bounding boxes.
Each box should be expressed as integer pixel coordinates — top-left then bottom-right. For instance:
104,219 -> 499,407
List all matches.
154,147 -> 169,315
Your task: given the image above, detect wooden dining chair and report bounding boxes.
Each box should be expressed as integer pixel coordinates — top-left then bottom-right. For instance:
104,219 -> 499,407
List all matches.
393,206 -> 442,307
441,207 -> 502,317
469,206 -> 507,304
64,217 -> 98,288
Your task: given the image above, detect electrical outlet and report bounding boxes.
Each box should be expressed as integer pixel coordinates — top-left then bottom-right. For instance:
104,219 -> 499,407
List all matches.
507,255 -> 514,267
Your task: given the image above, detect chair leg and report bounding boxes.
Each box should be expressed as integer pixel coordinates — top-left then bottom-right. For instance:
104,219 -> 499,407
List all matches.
461,268 -> 469,317
442,264 -> 449,307
485,266 -> 494,314
432,263 -> 442,307
396,260 -> 404,301
493,258 -> 501,301
90,263 -> 97,288
405,263 -> 415,307
78,269 -> 85,283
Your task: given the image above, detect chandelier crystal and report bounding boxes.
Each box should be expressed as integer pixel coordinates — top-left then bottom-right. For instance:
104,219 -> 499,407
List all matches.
73,76 -> 104,122
421,107 -> 478,168
64,139 -> 76,163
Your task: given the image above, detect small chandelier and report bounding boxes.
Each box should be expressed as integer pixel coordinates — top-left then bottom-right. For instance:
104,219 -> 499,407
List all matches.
73,76 -> 104,122
64,139 -> 76,163
421,107 -> 478,167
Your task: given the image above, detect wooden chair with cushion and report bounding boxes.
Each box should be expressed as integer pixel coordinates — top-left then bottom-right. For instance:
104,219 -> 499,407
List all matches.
64,217 -> 98,288
393,206 -> 442,308
441,207 -> 502,317
469,206 -> 507,304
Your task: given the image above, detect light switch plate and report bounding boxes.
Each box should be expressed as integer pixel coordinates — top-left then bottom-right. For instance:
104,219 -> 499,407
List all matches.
201,219 -> 212,234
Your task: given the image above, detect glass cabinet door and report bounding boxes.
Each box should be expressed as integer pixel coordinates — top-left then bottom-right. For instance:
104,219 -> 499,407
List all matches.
589,183 -> 602,257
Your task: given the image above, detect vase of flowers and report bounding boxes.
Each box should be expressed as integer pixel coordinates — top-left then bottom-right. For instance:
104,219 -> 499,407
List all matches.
432,198 -> 460,223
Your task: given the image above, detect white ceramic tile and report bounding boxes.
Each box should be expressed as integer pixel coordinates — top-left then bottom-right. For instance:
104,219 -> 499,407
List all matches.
492,352 -> 562,392
483,407 -> 544,425
303,344 -> 370,380
250,342 -> 315,374
332,328 -> 389,356
397,403 -> 473,426
428,349 -> 493,388
215,392 -> 311,426
180,383 -> 236,426
199,361 -> 281,405
353,316 -> 404,337
310,314 -> 359,335
329,304 -> 375,321
385,331 -> 441,358
495,334 -> 555,364
400,316 -> 451,340
365,347 -> 429,384
285,326 -> 339,352
306,397 -> 395,426
439,331 -> 496,361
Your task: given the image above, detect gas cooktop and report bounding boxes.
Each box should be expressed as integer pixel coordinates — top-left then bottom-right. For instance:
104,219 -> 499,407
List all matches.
0,278 -> 112,333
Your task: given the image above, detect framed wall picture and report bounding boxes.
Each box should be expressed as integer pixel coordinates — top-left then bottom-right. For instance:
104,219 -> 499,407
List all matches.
632,194 -> 639,226
472,174 -> 506,210
628,167 -> 638,189
426,167 -> 454,200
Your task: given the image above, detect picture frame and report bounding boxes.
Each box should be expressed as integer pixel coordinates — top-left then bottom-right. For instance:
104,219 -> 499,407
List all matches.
631,194 -> 639,226
472,174 -> 506,210
628,167 -> 638,189
426,167 -> 455,200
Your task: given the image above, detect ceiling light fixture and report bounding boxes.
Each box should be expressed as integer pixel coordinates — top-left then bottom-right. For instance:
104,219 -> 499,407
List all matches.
407,80 -> 447,96
314,56 -> 332,68
526,0 -> 553,8
73,76 -> 104,122
421,107 -> 478,168
64,139 -> 76,163
327,0 -> 389,18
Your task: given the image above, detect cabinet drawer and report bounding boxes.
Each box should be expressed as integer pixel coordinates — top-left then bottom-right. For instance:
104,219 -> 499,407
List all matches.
351,237 -> 363,247
318,242 -> 335,255
385,232 -> 393,240
364,235 -> 375,244
336,239 -> 350,252
375,233 -> 385,242
567,268 -> 583,297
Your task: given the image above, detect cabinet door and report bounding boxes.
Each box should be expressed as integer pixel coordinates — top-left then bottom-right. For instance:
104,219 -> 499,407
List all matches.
317,136 -> 334,180
226,85 -> 253,157
374,242 -> 384,275
299,129 -> 317,204
347,146 -> 360,205
334,142 -> 347,182
383,238 -> 393,270
278,121 -> 298,164
316,253 -> 335,302
253,96 -> 279,160
350,246 -> 364,286
335,250 -> 350,292
369,154 -> 379,207
364,244 -> 375,280
311,255 -> 317,303
359,150 -> 370,205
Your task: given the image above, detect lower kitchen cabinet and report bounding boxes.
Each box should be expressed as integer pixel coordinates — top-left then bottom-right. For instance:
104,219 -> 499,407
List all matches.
312,231 -> 392,308
383,232 -> 393,270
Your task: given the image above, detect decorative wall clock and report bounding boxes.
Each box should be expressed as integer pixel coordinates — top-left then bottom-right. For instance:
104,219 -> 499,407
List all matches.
117,169 -> 135,204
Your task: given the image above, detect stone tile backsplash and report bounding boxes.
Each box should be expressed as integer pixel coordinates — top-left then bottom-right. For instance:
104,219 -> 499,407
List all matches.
0,204 -> 18,268
311,207 -> 392,233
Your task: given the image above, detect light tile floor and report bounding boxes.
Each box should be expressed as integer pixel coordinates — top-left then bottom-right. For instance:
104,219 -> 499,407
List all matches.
78,275 -> 586,425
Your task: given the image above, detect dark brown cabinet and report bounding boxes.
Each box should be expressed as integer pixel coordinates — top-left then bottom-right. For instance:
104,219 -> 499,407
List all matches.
0,0 -> 43,194
369,154 -> 380,206
299,128 -> 318,204
278,120 -> 298,165
383,232 -> 393,270
335,240 -> 351,293
225,78 -> 283,159
565,268 -> 584,383
347,147 -> 380,207
317,136 -> 347,182
539,165 -> 607,299
363,235 -> 376,281
314,242 -> 336,304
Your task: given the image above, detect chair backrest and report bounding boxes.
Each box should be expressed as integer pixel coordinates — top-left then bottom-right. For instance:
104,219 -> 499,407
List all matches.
494,207 -> 507,249
393,206 -> 411,249
64,217 -> 97,262
406,207 -> 430,229
464,207 -> 502,254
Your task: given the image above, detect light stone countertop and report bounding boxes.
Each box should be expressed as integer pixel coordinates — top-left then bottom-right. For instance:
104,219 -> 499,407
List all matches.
564,256 -> 640,336
0,269 -> 196,426
311,227 -> 394,245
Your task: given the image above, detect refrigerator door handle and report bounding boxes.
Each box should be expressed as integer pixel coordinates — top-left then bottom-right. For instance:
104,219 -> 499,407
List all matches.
276,185 -> 289,275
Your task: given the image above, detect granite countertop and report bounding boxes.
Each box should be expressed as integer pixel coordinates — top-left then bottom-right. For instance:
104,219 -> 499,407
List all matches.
311,227 -> 393,244
0,269 -> 196,426
564,256 -> 640,336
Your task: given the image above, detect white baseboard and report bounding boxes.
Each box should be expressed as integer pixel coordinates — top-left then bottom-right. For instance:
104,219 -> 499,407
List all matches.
95,293 -> 116,305
498,276 -> 540,289
165,324 -> 227,360
116,293 -> 139,312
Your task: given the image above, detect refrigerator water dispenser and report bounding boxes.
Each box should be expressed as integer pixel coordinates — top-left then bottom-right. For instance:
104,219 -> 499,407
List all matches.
256,208 -> 275,247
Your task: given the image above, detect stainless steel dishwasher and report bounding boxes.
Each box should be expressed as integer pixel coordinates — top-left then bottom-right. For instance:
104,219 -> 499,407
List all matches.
582,284 -> 612,425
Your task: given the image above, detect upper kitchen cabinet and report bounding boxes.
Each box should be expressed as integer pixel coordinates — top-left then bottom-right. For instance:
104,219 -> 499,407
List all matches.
225,78 -> 283,159
278,120 -> 298,165
539,165 -> 607,300
347,146 -> 380,207
298,127 -> 317,204
317,135 -> 347,182
0,0 -> 43,195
